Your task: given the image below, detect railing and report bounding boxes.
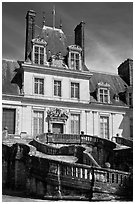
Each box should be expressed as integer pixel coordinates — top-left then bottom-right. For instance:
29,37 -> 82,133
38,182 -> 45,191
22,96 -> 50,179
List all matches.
112,136 -> 133,148
40,133 -> 116,149
46,158 -> 130,188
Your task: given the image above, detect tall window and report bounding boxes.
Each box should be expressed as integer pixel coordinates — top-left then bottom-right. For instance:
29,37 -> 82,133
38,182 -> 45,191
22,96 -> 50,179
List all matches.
99,88 -> 109,103
100,116 -> 109,139
71,114 -> 80,134
34,46 -> 44,65
71,82 -> 79,99
54,80 -> 61,97
34,78 -> 44,95
33,111 -> 44,136
71,52 -> 80,70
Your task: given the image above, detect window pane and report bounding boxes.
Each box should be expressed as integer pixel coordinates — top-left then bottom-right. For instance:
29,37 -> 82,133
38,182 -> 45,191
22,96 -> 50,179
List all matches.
100,94 -> 103,102
40,47 -> 44,54
54,81 -> 61,96
34,78 -> 44,95
35,46 -> 39,53
100,116 -> 109,139
33,111 -> 44,135
35,54 -> 39,64
71,114 -> 80,134
40,55 -> 44,65
71,83 -> 79,99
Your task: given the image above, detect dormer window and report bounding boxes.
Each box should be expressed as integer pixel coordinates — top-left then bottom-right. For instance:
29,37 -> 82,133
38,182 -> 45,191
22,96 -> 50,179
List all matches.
71,52 -> 80,70
34,46 -> 44,65
97,82 -> 110,103
32,37 -> 47,65
68,45 -> 82,70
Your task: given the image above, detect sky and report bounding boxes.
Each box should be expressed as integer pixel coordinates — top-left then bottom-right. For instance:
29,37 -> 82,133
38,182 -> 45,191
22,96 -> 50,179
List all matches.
2,2 -> 133,74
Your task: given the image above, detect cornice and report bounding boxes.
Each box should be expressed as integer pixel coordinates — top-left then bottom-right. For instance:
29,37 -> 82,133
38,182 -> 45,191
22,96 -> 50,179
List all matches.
2,94 -> 129,112
22,63 -> 92,80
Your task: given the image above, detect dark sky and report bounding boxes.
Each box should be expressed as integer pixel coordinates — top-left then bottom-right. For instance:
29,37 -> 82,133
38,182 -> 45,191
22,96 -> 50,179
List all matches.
2,2 -> 133,73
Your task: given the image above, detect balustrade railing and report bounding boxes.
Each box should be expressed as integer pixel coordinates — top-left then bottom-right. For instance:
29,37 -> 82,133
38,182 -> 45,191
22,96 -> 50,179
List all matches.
47,158 -> 129,186
43,133 -> 116,149
112,136 -> 133,148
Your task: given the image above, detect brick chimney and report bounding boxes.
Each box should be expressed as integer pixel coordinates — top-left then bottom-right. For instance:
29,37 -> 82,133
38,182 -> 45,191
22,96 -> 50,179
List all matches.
25,10 -> 36,61
118,59 -> 133,87
74,21 -> 85,65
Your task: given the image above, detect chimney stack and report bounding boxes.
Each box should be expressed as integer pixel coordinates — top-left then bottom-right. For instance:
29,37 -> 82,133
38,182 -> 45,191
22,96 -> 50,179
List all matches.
25,10 -> 36,61
74,21 -> 85,65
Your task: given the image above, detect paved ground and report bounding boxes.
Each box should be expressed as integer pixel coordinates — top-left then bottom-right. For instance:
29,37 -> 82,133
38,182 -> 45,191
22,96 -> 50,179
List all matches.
2,195 -> 47,202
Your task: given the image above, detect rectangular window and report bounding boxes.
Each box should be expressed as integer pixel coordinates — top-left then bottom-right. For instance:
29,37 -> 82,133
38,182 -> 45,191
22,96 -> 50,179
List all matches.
54,80 -> 61,97
34,78 -> 44,95
3,108 -> 16,134
34,46 -> 44,65
33,111 -> 44,136
70,52 -> 80,70
99,88 -> 109,103
71,82 -> 79,99
71,114 -> 80,134
100,116 -> 109,139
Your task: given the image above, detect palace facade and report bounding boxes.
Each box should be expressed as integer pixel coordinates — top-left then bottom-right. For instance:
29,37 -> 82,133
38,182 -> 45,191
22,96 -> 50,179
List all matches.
2,10 -> 133,141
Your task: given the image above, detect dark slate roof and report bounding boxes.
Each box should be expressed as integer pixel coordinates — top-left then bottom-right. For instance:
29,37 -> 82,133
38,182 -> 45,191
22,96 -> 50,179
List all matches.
2,59 -> 20,95
89,71 -> 128,106
40,26 -> 68,57
39,25 -> 89,72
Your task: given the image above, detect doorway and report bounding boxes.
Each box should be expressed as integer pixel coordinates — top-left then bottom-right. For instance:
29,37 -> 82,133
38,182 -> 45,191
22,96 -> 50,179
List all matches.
52,123 -> 63,134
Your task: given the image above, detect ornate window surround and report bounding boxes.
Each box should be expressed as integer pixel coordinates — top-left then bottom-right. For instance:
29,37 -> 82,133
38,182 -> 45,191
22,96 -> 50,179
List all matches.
32,37 -> 48,65
67,45 -> 82,70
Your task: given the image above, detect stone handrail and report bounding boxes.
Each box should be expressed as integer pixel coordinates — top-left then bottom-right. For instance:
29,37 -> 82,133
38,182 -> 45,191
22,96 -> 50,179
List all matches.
37,133 -> 116,149
112,136 -> 133,148
47,158 -> 129,186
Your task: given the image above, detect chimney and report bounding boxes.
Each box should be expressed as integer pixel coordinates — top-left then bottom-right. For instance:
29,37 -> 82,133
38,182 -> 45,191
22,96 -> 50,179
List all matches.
74,21 -> 85,65
25,10 -> 36,61
118,59 -> 133,86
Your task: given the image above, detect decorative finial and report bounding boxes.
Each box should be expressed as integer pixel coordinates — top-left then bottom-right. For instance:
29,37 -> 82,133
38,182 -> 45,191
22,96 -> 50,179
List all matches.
52,5 -> 56,29
42,11 -> 45,26
60,17 -> 62,29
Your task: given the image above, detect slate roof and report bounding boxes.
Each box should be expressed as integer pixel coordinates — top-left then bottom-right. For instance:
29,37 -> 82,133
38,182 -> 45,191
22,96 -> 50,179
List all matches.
89,71 -> 128,106
2,59 -> 20,95
40,26 -> 68,58
38,25 -> 89,72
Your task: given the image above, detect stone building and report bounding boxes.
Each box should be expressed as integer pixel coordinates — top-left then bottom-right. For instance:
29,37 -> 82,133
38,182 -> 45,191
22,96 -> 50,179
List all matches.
2,10 -> 133,141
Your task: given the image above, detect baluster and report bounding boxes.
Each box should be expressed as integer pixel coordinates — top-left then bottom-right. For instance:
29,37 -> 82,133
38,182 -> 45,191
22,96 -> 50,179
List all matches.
76,167 -> 78,177
80,168 -> 82,178
84,169 -> 87,179
73,166 -> 76,177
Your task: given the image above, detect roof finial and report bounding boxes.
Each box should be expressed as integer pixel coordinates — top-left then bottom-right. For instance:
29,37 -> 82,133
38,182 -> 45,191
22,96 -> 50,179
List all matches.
52,5 -> 56,29
42,11 -> 45,26
60,17 -> 62,29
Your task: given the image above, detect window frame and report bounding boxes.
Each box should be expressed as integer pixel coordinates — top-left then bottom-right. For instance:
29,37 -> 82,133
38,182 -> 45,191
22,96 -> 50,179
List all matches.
54,80 -> 62,97
99,88 -> 109,103
70,113 -> 80,134
70,51 -> 80,70
100,116 -> 109,139
33,45 -> 45,65
33,110 -> 44,136
71,82 -> 80,99
34,77 -> 44,95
